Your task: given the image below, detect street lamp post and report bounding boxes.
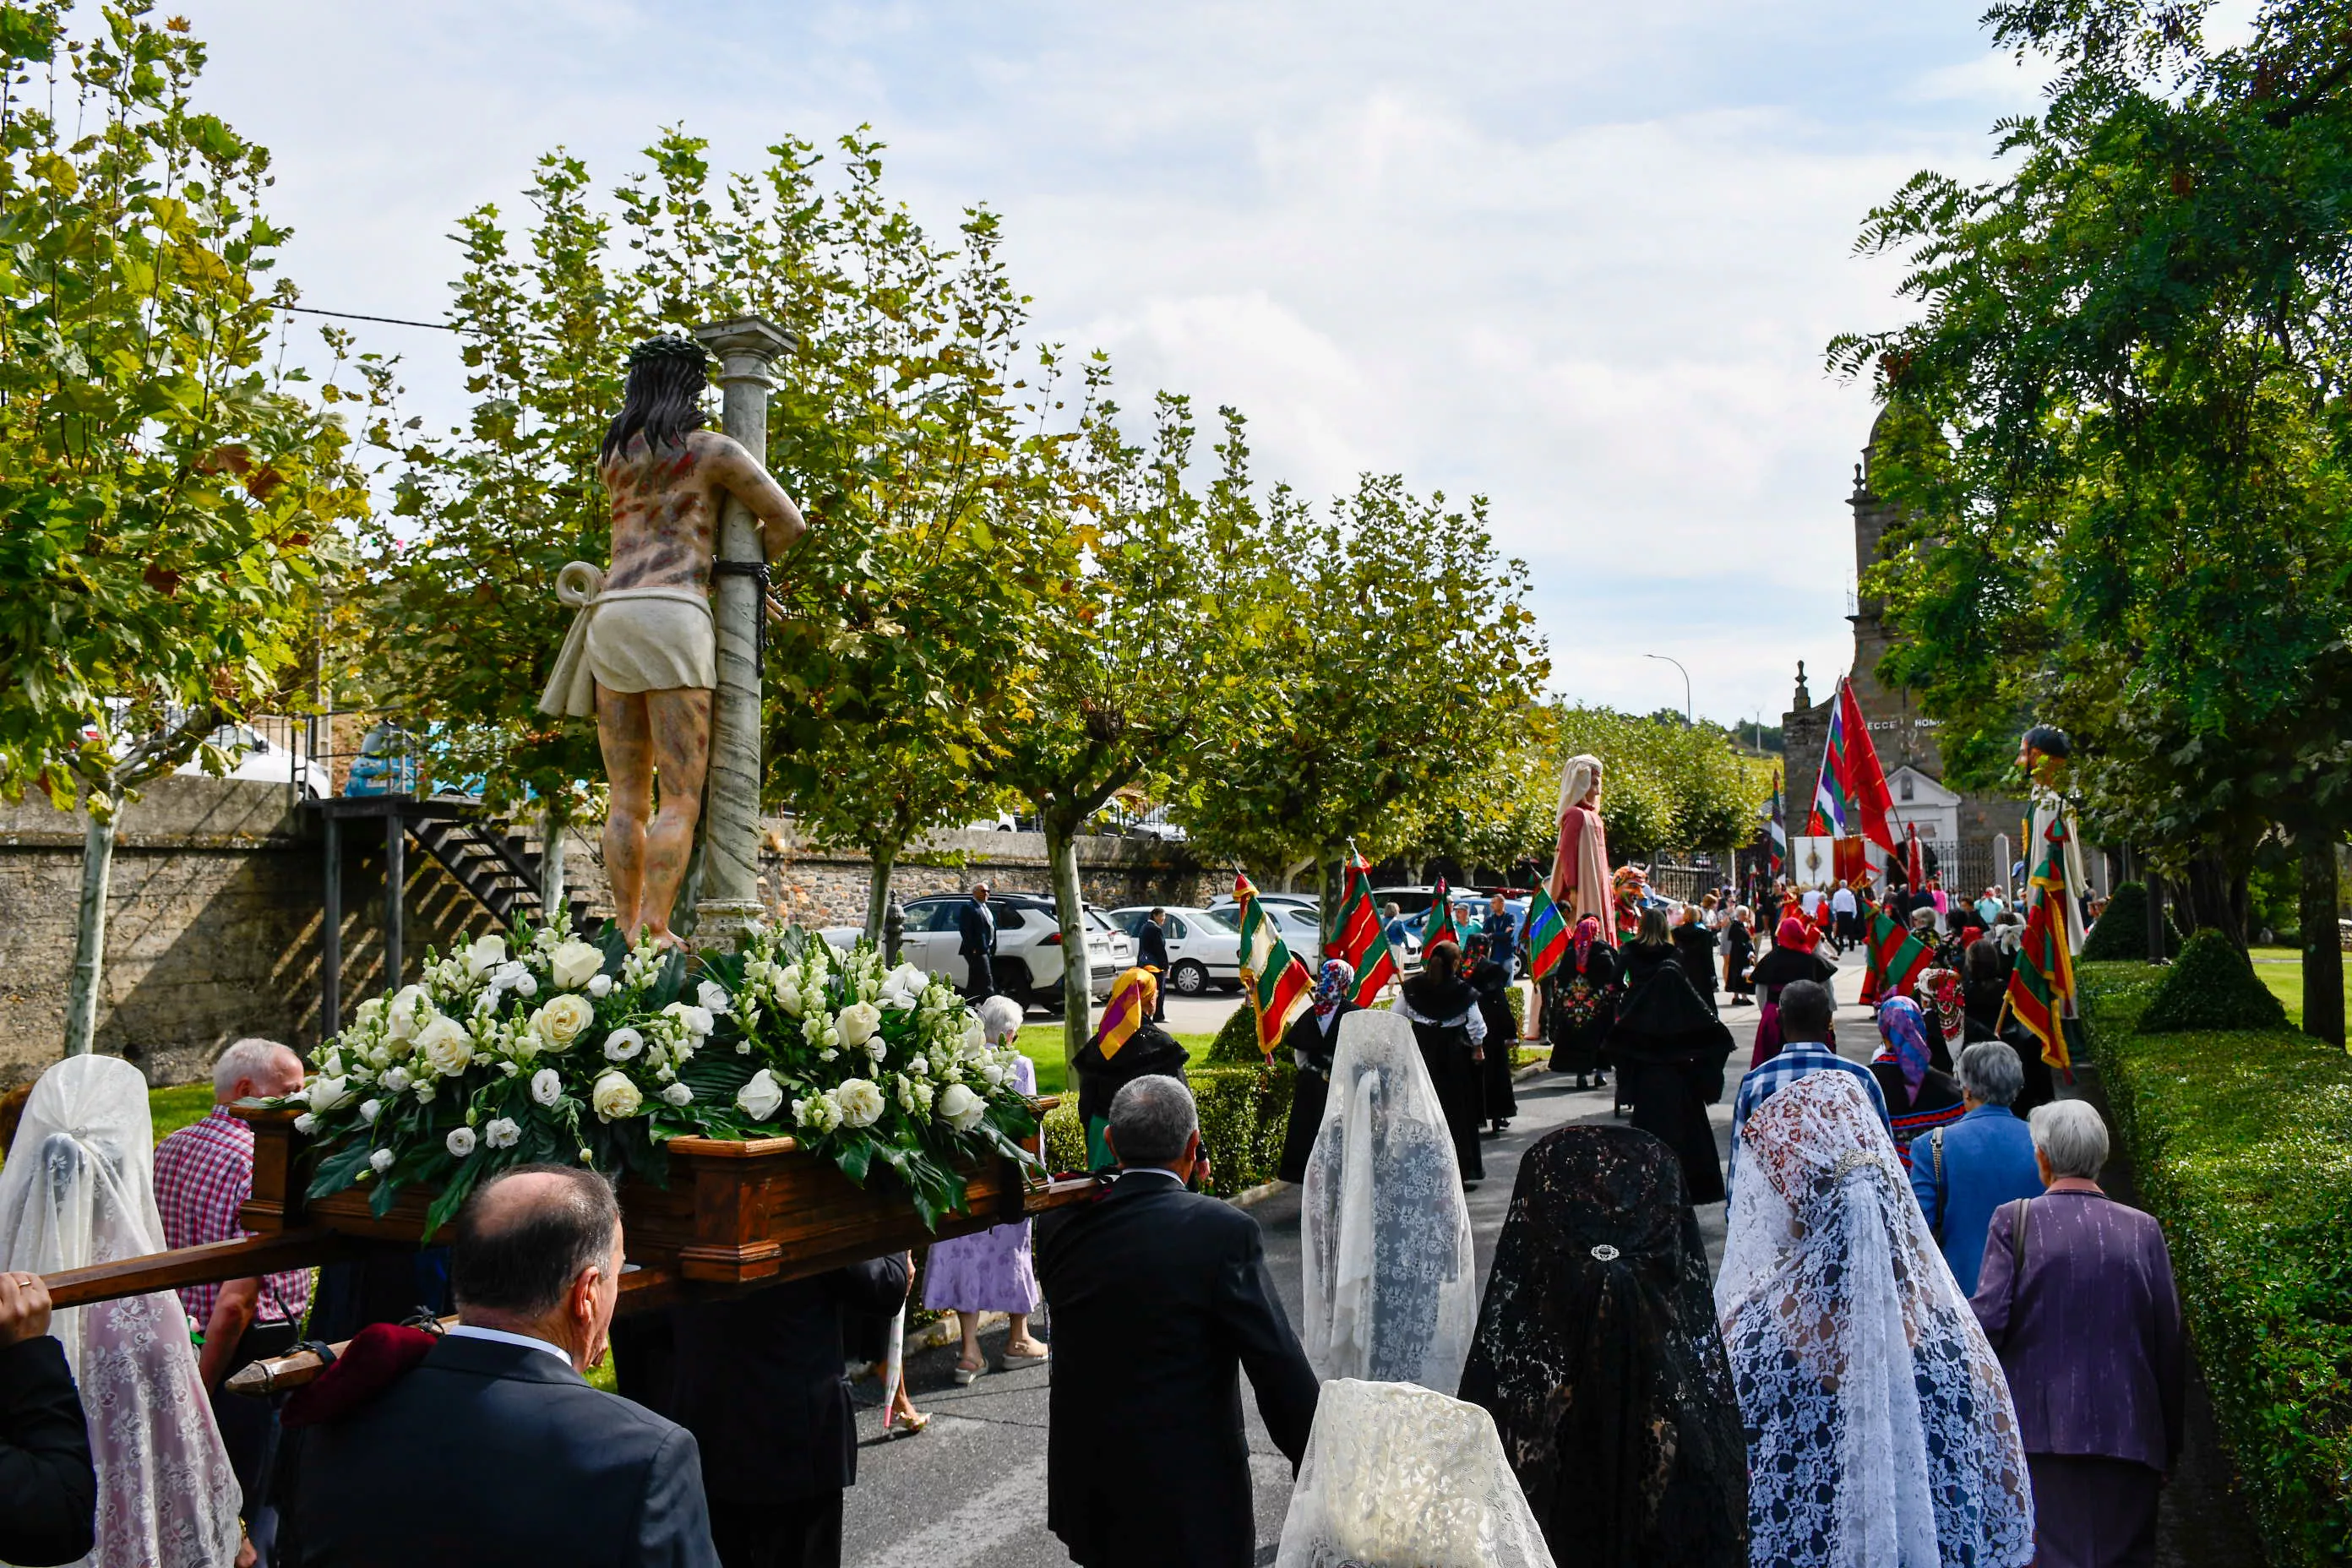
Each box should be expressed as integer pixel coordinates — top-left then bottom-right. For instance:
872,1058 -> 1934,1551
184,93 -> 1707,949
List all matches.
1644,652 -> 1693,725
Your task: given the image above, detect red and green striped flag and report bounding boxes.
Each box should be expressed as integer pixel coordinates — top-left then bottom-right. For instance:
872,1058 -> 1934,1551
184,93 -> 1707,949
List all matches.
2002,814 -> 2077,1075
1330,851 -> 1401,1006
1859,896 -> 1932,1006
1811,677 -> 1899,854
1524,880 -> 1571,982
1233,874 -> 1312,1059
1420,878 -> 1462,952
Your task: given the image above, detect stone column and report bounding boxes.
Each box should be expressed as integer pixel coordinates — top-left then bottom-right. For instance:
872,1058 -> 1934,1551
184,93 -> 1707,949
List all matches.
691,318 -> 796,945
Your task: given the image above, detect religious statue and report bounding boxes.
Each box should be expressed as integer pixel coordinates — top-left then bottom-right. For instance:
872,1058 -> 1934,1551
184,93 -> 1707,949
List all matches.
2018,723 -> 2088,957
540,335 -> 806,947
1548,753 -> 1614,942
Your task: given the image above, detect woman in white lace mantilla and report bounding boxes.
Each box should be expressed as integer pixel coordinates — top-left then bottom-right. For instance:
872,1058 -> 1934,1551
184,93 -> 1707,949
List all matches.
1714,1070 -> 2034,1568
1300,1010 -> 1477,1394
0,1056 -> 242,1568
1274,1377 -> 1554,1568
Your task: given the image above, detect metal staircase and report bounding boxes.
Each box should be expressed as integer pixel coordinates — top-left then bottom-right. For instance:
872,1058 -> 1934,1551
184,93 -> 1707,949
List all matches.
408,808 -> 603,936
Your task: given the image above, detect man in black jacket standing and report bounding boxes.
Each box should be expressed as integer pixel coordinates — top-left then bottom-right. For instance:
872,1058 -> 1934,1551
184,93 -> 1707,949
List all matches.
666,1254 -> 912,1568
1038,1075 -> 1320,1567
290,1165 -> 718,1567
956,882 -> 999,1000
0,1271 -> 95,1567
1134,907 -> 1170,1021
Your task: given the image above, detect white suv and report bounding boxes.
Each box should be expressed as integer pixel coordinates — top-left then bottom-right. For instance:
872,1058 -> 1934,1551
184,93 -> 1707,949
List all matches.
1106,906 -> 1247,996
824,895 -> 1127,1010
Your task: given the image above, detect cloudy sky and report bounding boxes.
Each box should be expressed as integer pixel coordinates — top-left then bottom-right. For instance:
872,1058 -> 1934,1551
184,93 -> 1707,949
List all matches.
181,1 -> 2090,732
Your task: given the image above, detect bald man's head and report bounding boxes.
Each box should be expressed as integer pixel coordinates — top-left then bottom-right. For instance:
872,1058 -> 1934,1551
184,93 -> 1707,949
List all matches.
452,1164 -> 621,1319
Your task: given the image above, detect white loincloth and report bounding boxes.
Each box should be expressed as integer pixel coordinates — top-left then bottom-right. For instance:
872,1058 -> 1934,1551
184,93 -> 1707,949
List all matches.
538,583 -> 715,717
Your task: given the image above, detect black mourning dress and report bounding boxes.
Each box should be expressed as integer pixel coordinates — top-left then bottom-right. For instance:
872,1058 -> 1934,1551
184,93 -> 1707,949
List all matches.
1605,944 -> 1735,1204
1397,971 -> 1487,1181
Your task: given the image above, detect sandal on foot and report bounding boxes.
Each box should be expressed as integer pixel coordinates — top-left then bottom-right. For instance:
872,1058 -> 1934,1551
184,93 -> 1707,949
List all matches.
952,1361 -> 983,1386
1000,1347 -> 1049,1369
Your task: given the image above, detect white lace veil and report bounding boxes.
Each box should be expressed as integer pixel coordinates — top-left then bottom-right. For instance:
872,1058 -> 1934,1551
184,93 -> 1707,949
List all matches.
0,1055 -> 242,1568
1275,1377 -> 1555,1568
1714,1071 -> 2034,1568
1301,1010 -> 1476,1392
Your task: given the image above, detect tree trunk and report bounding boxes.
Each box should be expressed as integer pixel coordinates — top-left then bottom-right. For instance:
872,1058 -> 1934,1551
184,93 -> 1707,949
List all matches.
863,841 -> 898,947
64,798 -> 121,1058
2300,835 -> 2344,1047
1046,820 -> 1092,1069
1320,858 -> 1346,950
2182,847 -> 2244,949
540,798 -> 567,919
1277,856 -> 1314,895
2145,869 -> 2168,963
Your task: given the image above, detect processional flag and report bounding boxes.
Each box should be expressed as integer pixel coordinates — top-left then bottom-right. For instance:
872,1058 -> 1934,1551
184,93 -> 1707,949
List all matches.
1859,896 -> 1933,1006
1420,878 -> 1463,952
1233,874 -> 1312,1059
1768,772 -> 1787,878
1523,880 -> 1571,983
2002,814 -> 2078,1076
1330,850 -> 1402,1007
1811,677 -> 1899,855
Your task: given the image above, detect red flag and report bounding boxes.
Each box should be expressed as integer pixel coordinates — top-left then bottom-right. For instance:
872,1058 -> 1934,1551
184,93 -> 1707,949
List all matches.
1834,678 -> 1898,854
1330,851 -> 1401,1006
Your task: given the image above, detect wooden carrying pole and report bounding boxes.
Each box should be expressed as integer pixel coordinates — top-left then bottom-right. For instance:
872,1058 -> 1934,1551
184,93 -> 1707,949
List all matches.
41,1228 -> 369,1311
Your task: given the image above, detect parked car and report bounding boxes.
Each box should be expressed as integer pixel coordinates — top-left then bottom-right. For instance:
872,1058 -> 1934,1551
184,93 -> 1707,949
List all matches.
1104,906 -> 1244,996
1205,891 -> 1320,917
182,721 -> 331,798
962,811 -> 1018,832
820,893 -> 1124,1010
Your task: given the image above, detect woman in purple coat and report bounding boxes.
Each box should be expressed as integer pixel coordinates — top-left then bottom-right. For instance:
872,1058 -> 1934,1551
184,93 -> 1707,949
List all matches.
1971,1099 -> 2186,1568
923,995 -> 1050,1385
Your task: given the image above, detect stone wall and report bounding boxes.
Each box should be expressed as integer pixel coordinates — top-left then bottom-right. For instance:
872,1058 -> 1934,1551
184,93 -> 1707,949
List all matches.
752,826 -> 1215,927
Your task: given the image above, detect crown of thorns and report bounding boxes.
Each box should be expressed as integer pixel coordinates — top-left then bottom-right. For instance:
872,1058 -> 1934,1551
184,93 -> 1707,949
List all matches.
629,335 -> 708,371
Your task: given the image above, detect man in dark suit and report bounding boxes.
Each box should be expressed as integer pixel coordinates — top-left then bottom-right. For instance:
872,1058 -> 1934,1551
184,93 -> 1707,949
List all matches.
0,1271 -> 95,1567
1135,907 -> 1170,1021
1038,1075 -> 1320,1568
665,1254 -> 912,1568
289,1165 -> 719,1567
956,881 -> 999,1000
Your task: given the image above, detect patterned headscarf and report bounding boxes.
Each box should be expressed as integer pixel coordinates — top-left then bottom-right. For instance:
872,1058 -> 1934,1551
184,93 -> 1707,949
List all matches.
1088,967 -> 1159,1060
1571,913 -> 1603,968
1874,995 -> 1935,1093
1314,958 -> 1355,1020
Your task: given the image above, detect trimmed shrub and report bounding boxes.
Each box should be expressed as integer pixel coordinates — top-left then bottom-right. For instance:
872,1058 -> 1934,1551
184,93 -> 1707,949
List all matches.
2080,961 -> 2352,1565
1206,1003 -> 1267,1064
2138,928 -> 2289,1033
2079,881 -> 2183,962
1036,1062 -> 1298,1196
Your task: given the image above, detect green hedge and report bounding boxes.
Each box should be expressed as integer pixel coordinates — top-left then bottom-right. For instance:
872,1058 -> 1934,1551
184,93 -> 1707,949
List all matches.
2137,928 -> 2289,1034
2080,881 -> 2183,961
2078,961 -> 2352,1565
1039,1061 -> 1299,1196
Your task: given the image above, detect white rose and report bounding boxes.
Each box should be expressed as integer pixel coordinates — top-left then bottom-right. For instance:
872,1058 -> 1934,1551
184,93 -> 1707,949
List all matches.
735,1069 -> 784,1122
368,1148 -> 395,1173
387,984 -> 431,1041
305,1074 -> 351,1113
511,972 -> 539,999
604,1026 -> 645,1061
490,960 -> 531,992
445,1125 -> 478,1157
696,980 -> 732,1016
293,1112 -> 319,1135
413,1081 -> 438,1104
834,1077 -> 885,1128
586,973 -> 614,999
776,983 -> 803,1019
415,1015 -> 475,1078
662,1001 -> 715,1037
531,1067 -> 564,1107
980,1063 -> 1004,1088
531,993 -> 594,1052
836,1002 -> 882,1049
483,1117 -> 520,1150
592,1072 -> 644,1121
549,939 -> 604,991
936,1082 -> 988,1133
359,1097 -> 383,1124
660,1081 -> 694,1107
464,933 -> 508,980
381,1066 -> 411,1094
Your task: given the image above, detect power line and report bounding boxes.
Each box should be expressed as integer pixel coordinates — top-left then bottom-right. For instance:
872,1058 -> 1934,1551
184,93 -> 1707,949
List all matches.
276,303 -> 468,333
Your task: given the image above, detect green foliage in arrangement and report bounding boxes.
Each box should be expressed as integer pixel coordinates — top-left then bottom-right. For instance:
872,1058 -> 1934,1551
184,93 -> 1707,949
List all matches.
2137,928 -> 2290,1035
2078,962 -> 2352,1565
2077,883 -> 2182,963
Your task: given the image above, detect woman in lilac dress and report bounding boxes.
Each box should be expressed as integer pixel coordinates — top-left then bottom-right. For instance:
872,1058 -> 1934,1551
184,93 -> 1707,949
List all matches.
924,994 -> 1049,1385
1972,1099 -> 2186,1568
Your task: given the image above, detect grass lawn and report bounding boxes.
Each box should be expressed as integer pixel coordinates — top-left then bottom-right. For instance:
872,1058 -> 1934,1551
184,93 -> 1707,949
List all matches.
2245,945 -> 2352,1032
1014,1024 -> 1218,1097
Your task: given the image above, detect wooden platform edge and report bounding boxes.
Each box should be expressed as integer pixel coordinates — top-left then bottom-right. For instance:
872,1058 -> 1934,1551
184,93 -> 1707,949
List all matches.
41,1228 -> 371,1311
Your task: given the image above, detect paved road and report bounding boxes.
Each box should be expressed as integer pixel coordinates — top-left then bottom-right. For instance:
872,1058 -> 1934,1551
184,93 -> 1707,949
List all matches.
840,953 -> 1881,1567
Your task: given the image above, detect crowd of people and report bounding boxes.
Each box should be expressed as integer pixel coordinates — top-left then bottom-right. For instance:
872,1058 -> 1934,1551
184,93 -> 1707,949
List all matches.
0,887 -> 2182,1568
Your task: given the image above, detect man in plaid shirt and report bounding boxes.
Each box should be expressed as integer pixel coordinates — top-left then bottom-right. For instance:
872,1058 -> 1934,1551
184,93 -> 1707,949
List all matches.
1727,979 -> 1890,1199
155,1037 -> 308,1561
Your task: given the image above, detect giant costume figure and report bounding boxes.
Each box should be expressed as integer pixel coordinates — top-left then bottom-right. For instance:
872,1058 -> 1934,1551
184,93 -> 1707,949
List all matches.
1548,753 -> 1614,942
540,336 -> 806,947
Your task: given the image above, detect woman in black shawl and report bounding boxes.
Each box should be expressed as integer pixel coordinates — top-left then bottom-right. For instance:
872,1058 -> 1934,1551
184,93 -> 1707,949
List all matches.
1607,908 -> 1735,1203
1466,934 -> 1518,1133
1457,1125 -> 1747,1568
1721,906 -> 1755,1005
1396,939 -> 1487,1183
1545,914 -> 1618,1088
1275,959 -> 1359,1183
1667,906 -> 1718,1010
1743,914 -> 1838,1069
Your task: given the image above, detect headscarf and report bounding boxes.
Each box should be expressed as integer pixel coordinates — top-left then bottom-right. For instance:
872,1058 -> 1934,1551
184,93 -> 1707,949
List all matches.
1088,966 -> 1158,1060
1571,913 -> 1603,969
1917,966 -> 1966,1049
1557,752 -> 1603,819
1715,1073 -> 2034,1568
1458,1126 -> 1747,1568
1313,958 -> 1354,1020
1874,994 -> 1935,1093
0,1056 -> 243,1567
1774,915 -> 1810,951
1274,1379 -> 1554,1568
1300,1010 -> 1477,1392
